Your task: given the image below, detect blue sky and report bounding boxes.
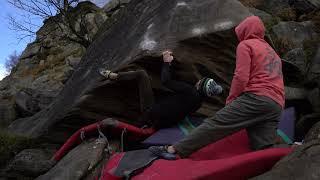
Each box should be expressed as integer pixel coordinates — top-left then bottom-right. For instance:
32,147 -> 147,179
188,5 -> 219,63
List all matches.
0,0 -> 108,80
0,1 -> 38,80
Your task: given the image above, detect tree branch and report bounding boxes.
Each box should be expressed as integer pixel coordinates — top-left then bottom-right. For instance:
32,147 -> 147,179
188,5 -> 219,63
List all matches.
7,0 -> 90,46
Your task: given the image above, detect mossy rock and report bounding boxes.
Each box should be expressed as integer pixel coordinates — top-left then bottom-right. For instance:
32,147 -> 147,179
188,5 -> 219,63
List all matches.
0,130 -> 36,168
303,38 -> 320,63
311,11 -> 320,33
264,16 -> 280,33
275,7 -> 297,21
273,36 -> 296,57
239,0 -> 263,8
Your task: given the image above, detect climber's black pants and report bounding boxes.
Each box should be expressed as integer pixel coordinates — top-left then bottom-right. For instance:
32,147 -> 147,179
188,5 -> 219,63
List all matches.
117,70 -> 154,112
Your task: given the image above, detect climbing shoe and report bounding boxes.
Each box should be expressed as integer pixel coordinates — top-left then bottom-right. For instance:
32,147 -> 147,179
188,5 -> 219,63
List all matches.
148,146 -> 177,160
99,69 -> 118,80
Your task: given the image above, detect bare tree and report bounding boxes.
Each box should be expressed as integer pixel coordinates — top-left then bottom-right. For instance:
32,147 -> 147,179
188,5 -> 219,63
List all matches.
7,0 -> 91,47
5,51 -> 21,73
8,14 -> 40,43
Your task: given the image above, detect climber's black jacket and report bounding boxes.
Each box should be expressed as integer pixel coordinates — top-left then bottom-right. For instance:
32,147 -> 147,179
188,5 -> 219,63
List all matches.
145,62 -> 203,129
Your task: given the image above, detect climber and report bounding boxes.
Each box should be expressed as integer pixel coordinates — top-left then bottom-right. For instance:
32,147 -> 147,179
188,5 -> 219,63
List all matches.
149,16 -> 285,159
99,51 -> 223,129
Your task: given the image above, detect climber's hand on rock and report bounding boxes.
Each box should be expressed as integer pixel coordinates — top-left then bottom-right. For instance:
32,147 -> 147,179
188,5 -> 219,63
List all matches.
162,50 -> 174,63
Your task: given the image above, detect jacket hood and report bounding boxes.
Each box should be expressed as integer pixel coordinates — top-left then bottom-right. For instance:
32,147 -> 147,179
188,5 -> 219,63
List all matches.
235,16 -> 265,42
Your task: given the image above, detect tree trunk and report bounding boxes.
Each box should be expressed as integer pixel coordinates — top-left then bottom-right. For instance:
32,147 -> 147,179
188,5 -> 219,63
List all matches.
64,0 -> 69,12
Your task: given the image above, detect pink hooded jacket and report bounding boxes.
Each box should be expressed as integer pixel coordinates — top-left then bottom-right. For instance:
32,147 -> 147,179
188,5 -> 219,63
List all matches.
226,16 -> 285,107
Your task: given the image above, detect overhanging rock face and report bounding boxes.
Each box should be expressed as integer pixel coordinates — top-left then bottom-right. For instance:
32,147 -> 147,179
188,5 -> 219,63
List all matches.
9,0 -> 251,138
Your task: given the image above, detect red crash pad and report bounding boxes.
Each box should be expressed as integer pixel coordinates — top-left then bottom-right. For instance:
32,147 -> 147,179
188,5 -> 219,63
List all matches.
102,130 -> 292,180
